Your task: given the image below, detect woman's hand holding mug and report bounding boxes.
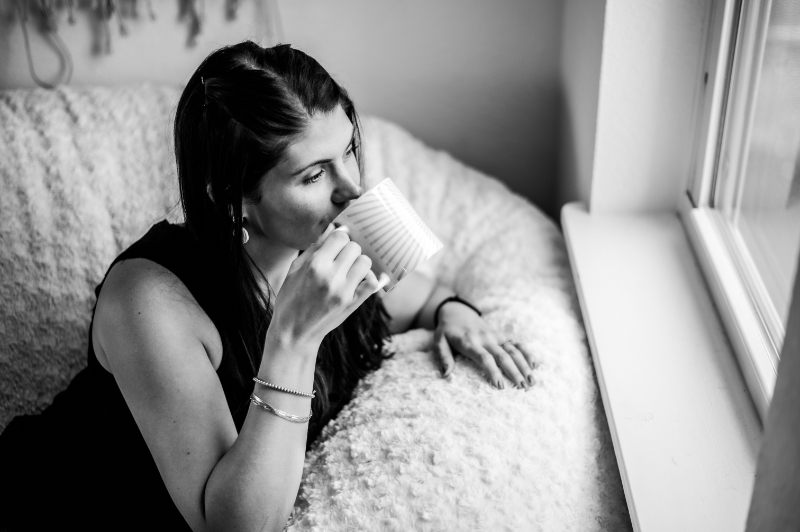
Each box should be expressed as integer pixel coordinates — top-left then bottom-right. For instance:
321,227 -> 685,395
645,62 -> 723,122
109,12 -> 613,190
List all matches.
270,223 -> 389,349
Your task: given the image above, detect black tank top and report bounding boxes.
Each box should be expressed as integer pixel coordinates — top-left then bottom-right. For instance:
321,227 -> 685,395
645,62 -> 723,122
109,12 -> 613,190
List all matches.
0,221 -> 387,531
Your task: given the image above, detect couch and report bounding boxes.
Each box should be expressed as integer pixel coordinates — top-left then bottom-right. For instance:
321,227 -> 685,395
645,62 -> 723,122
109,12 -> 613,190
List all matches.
0,85 -> 631,531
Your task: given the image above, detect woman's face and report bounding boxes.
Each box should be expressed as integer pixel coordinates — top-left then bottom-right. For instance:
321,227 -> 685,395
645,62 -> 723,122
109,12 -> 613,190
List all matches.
243,104 -> 362,250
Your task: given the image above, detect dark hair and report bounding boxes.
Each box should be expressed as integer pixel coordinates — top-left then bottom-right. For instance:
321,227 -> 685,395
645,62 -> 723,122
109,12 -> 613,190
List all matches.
173,41 -> 392,443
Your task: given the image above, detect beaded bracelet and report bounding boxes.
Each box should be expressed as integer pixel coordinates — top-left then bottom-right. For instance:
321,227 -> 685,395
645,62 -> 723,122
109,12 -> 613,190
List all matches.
253,377 -> 316,398
250,393 -> 312,424
433,295 -> 482,329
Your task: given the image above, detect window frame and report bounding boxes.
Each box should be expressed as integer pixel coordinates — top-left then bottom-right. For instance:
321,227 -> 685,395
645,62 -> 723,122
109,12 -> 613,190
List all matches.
681,0 -> 787,422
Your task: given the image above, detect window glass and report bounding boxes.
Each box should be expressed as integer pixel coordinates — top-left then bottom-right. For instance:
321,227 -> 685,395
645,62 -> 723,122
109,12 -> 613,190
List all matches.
718,0 -> 800,324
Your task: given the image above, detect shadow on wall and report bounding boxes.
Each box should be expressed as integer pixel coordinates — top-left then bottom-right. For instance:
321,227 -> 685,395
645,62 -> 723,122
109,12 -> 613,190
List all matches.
557,91 -> 577,226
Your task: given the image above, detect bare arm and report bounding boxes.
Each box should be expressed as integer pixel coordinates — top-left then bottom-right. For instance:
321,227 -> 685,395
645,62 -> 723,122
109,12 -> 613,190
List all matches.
380,270 -> 456,334
94,226 -> 383,532
95,259 -> 316,532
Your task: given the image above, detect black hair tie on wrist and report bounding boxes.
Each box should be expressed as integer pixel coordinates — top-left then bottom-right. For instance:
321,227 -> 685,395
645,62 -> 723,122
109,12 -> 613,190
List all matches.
434,295 -> 482,329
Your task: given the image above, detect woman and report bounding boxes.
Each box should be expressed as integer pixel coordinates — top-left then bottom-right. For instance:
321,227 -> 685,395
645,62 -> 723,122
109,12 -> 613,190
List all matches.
0,41 -> 536,531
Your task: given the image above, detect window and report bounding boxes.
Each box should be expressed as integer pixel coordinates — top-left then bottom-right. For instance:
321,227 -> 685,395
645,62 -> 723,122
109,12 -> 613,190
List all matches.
682,0 -> 800,421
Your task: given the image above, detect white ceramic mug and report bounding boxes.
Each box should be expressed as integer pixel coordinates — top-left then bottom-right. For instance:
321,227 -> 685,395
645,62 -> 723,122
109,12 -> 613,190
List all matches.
333,178 -> 443,292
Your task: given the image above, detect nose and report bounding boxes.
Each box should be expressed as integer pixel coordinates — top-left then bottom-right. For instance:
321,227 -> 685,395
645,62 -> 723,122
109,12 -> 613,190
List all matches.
331,166 -> 363,206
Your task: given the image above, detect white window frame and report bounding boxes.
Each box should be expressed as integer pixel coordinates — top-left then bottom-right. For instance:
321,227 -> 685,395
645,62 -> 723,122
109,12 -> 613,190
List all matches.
680,0 -> 785,422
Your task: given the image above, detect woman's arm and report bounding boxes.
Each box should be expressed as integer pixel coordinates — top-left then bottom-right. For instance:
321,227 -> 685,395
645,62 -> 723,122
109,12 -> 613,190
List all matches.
95,259 -> 316,532
95,225 -> 381,532
380,270 -> 456,334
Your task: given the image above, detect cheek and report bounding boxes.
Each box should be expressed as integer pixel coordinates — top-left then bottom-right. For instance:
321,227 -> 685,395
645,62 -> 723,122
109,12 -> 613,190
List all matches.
282,191 -> 328,224
259,183 -> 330,231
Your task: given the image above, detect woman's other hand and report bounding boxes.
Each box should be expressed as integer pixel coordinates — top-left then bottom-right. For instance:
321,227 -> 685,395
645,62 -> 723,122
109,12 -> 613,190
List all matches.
271,223 -> 389,347
435,302 -> 537,390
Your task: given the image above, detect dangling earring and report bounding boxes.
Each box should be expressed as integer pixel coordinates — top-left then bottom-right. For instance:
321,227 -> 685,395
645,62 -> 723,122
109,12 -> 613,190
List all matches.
241,216 -> 250,245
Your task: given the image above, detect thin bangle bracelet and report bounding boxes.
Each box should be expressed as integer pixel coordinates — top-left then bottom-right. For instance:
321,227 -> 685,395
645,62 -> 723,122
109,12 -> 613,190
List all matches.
250,393 -> 312,423
252,377 -> 316,398
433,295 -> 482,329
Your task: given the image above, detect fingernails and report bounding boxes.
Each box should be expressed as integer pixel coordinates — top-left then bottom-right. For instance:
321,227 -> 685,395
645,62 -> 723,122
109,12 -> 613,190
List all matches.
495,380 -> 504,390
527,374 -> 535,385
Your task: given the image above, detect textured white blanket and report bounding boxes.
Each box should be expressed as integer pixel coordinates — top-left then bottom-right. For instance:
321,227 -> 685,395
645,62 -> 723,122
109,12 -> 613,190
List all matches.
0,86 -> 630,530
285,118 -> 631,531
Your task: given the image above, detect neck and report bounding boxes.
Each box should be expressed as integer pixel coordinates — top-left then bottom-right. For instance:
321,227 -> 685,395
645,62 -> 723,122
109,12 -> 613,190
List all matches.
243,235 -> 300,299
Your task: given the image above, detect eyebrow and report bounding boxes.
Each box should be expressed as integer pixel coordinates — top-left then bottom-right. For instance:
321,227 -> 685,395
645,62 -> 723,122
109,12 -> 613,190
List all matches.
289,125 -> 356,177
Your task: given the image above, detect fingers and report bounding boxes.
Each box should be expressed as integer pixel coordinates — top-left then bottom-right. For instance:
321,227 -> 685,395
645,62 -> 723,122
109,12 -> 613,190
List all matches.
346,271 -> 389,314
344,251 -> 390,297
485,343 -> 530,391
345,253 -> 373,288
312,223 -> 388,310
318,222 -> 338,242
513,342 -> 537,370
499,342 -> 536,387
434,329 -> 456,378
334,241 -> 364,273
311,226 -> 353,264
450,334 -> 505,389
345,256 -> 376,298
446,332 -> 536,391
332,222 -> 350,235
365,271 -> 391,297
375,272 -> 390,291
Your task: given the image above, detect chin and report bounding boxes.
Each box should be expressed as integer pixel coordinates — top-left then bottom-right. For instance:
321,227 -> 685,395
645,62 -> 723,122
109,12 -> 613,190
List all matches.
300,232 -> 319,250
298,221 -> 329,249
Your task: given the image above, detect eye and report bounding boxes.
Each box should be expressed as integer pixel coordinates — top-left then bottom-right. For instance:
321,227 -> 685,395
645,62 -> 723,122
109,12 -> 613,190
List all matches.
304,169 -> 324,185
344,141 -> 359,159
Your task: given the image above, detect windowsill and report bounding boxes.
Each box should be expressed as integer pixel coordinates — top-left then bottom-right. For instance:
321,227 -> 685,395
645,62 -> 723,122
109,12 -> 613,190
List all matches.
561,203 -> 762,532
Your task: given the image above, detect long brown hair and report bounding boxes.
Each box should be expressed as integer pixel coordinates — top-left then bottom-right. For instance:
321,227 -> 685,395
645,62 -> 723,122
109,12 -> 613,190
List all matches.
173,41 -> 392,443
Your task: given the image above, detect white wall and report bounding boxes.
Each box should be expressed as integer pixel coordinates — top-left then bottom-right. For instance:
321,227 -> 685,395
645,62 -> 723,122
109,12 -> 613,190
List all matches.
558,0 -> 607,209
590,0 -> 708,214
0,0 -> 563,217
557,0 -> 710,215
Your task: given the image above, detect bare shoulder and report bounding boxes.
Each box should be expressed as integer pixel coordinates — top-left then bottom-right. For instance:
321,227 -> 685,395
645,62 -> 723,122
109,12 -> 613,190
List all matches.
91,258 -> 238,531
93,258 -> 223,372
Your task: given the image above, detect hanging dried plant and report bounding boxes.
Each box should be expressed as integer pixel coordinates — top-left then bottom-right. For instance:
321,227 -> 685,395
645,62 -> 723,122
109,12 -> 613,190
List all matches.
13,0 -> 278,88
227,0 -> 241,20
183,0 -> 205,47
